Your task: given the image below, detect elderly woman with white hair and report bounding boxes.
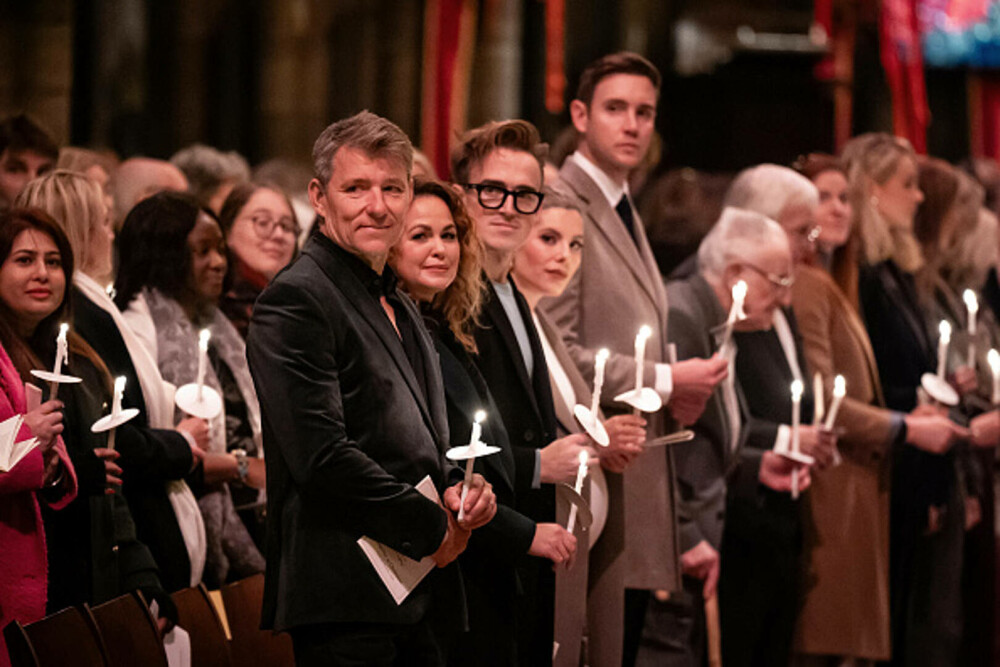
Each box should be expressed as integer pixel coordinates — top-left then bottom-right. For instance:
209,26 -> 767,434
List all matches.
643,207 -> 812,666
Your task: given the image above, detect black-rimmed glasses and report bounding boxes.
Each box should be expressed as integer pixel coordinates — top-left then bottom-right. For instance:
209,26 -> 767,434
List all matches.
463,183 -> 544,214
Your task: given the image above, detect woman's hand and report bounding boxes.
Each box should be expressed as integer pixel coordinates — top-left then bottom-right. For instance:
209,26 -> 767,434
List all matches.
23,399 -> 64,451
599,415 -> 645,472
93,447 -> 123,494
176,417 -> 209,471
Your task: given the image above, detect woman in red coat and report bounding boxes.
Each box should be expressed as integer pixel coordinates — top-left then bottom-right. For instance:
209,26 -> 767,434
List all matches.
0,211 -> 77,667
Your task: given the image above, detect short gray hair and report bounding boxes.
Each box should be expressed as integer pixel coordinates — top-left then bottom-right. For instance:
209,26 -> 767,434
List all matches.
312,110 -> 413,185
540,185 -> 581,214
723,164 -> 818,222
170,144 -> 250,205
698,207 -> 790,282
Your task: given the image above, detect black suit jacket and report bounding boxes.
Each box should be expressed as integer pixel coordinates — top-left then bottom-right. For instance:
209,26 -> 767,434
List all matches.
432,321 -> 534,667
247,234 -> 463,632
72,288 -> 195,592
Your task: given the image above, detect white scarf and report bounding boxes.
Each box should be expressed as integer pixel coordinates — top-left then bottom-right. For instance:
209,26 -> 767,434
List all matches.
74,272 -> 207,586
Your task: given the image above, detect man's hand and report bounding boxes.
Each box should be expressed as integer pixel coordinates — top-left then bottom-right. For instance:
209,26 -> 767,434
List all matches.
599,415 -> 645,472
799,426 -> 838,469
528,522 -> 577,568
23,399 -> 64,450
431,511 -> 470,568
904,414 -> 969,454
950,366 -> 979,396
444,473 -> 496,529
970,410 -> 999,448
94,448 -> 123,494
681,540 -> 720,598
669,356 -> 728,426
759,451 -> 811,493
540,434 -> 595,484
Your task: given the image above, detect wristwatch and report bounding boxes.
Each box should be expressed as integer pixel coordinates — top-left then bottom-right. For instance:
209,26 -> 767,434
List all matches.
232,449 -> 249,483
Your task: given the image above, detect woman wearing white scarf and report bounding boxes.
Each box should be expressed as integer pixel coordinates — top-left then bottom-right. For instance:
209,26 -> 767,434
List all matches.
18,170 -> 208,591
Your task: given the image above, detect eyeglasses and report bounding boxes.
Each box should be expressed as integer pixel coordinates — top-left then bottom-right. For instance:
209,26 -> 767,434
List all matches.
463,183 -> 545,215
742,263 -> 794,290
789,224 -> 822,245
245,214 -> 300,239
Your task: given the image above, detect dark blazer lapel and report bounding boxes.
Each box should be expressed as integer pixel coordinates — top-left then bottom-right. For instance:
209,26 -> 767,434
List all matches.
483,281 -> 542,422
511,279 -> 558,438
303,242 -> 439,439
561,160 -> 658,305
399,294 -> 450,444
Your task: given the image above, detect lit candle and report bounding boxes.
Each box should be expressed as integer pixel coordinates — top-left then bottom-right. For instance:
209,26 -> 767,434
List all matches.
592,349 -> 609,417
963,289 -> 978,369
937,320 -> 951,379
633,327 -> 651,392
566,450 -> 589,535
53,323 -> 69,376
458,410 -> 486,522
813,372 -> 825,425
196,329 -> 211,398
989,349 -> 1000,406
718,280 -> 748,356
106,376 -> 127,451
791,379 -> 803,500
823,375 -> 846,431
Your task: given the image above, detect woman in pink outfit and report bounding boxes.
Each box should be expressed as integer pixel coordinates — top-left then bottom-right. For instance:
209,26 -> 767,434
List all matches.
0,209 -> 77,667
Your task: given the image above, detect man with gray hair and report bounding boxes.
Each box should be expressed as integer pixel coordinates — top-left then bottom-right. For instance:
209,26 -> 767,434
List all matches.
247,110 -> 496,665
639,207 -> 811,665
170,143 -> 251,213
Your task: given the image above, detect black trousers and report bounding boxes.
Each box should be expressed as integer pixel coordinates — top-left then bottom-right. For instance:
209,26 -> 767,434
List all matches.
290,618 -> 445,667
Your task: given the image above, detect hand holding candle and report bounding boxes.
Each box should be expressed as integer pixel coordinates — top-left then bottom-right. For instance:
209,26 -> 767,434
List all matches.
91,375 -> 139,451
566,450 -> 589,535
791,379 -> 803,500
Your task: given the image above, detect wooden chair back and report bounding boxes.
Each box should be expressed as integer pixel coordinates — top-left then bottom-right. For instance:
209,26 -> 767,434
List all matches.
3,606 -> 108,667
88,591 -> 168,667
221,574 -> 293,666
172,584 -> 232,667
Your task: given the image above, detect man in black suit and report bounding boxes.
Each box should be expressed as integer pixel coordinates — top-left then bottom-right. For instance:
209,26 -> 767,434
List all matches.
246,111 -> 496,667
450,119 -> 592,665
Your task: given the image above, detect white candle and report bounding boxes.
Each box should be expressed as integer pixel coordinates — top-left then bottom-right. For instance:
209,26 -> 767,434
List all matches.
963,290 -> 978,369
566,450 -> 589,534
592,349 -> 609,416
813,372 -> 825,425
634,327 -> 651,392
791,379 -> 803,500
937,320 -> 951,379
989,349 -> 1000,406
111,376 -> 125,417
53,323 -> 69,375
458,410 -> 486,522
196,329 -> 211,398
718,280 -> 748,356
823,375 -> 846,431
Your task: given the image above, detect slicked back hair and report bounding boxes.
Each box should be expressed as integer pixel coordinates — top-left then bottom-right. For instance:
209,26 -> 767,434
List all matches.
450,119 -> 547,186
575,52 -> 662,108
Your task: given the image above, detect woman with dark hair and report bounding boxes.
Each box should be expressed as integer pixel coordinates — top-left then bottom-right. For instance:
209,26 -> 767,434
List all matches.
389,178 -> 582,666
17,170 -> 210,593
217,182 -> 299,339
0,209 -> 76,667
114,191 -> 265,586
0,207 -> 177,622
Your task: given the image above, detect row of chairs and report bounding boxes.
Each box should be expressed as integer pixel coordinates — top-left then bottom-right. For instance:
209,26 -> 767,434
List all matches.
3,573 -> 293,667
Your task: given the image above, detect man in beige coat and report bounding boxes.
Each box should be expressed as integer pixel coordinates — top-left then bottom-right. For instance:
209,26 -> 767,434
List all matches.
539,52 -> 728,666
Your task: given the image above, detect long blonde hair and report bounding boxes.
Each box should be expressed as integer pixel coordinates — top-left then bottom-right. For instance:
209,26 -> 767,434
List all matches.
15,169 -> 107,276
842,133 -> 923,273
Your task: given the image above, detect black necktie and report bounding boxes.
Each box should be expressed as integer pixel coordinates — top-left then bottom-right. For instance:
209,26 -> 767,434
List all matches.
615,195 -> 638,246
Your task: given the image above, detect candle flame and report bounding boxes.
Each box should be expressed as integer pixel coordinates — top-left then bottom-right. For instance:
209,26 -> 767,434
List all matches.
637,326 -> 652,341
833,374 -> 846,397
963,289 -> 978,312
939,320 -> 952,343
732,280 -> 748,300
578,450 -> 588,465
989,349 -> 1000,372
474,410 -> 486,423
58,322 -> 69,339
791,379 -> 804,399
597,348 -> 610,362
114,376 -> 126,394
